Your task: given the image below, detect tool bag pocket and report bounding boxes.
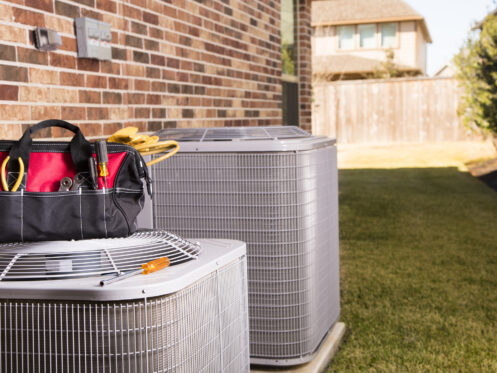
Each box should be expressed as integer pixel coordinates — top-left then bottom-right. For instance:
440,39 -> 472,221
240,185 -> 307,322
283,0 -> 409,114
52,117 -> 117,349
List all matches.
0,120 -> 151,243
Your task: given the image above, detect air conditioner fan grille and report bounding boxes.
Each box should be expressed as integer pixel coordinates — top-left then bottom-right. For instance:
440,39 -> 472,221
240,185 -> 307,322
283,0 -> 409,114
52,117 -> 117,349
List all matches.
156,126 -> 310,142
0,231 -> 200,281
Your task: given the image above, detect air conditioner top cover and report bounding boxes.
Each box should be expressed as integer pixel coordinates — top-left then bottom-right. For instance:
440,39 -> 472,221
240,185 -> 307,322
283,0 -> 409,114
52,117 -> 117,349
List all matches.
0,232 -> 246,302
155,126 -> 336,152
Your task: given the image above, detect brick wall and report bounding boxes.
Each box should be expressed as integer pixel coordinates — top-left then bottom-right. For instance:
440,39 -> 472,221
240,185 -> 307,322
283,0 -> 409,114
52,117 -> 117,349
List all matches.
0,0 -> 291,139
297,0 -> 311,132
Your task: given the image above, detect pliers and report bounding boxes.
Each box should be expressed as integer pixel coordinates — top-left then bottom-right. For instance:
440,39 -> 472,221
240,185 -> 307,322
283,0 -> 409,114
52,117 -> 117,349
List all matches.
1,156 -> 25,192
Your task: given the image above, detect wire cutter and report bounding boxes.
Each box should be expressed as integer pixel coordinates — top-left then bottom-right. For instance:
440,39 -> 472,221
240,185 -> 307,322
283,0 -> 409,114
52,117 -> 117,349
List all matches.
1,156 -> 25,192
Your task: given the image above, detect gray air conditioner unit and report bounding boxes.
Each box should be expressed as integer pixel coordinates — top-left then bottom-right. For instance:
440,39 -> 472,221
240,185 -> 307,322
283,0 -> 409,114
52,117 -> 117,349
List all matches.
140,126 -> 340,366
0,231 -> 250,373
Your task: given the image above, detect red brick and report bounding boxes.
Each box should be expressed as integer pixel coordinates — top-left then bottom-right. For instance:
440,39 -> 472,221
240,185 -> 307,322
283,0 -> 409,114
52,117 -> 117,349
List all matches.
144,39 -> 159,51
79,90 -> 101,104
151,54 -> 165,66
29,68 -> 59,85
87,107 -> 109,120
132,21 -> 147,35
20,86 -> 50,102
149,27 -> 163,39
59,36 -> 77,52
122,4 -> 141,20
51,88 -> 78,103
60,72 -> 85,87
0,124 -> 22,140
61,106 -> 86,120
17,47 -> 47,65
25,0 -> 53,13
102,92 -> 122,105
135,107 -> 150,118
147,94 -> 161,105
0,4 -> 13,22
143,11 -> 158,25
134,79 -> 150,91
151,81 -> 166,92
96,0 -> 116,12
0,45 -> 16,62
77,59 -> 99,72
127,93 -> 145,105
50,53 -> 76,69
30,105 -> 60,121
86,75 -> 107,88
101,62 -> 121,75
0,85 -> 18,101
0,105 -> 30,121
152,108 -> 166,118
103,122 -> 123,136
125,35 -> 143,49
13,8 -> 45,27
81,8 -> 101,20
109,77 -> 129,90
79,122 -> 102,137
55,1 -> 80,18
146,67 -> 160,79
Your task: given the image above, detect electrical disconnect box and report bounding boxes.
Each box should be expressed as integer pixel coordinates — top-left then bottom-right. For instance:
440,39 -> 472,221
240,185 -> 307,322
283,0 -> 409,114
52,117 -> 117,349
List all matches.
75,17 -> 112,61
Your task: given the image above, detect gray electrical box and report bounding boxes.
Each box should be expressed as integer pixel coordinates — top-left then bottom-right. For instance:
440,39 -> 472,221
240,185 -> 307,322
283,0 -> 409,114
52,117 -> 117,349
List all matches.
75,17 -> 112,61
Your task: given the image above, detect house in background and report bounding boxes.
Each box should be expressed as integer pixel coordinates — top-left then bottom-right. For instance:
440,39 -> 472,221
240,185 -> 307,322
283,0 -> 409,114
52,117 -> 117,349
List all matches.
311,0 -> 432,81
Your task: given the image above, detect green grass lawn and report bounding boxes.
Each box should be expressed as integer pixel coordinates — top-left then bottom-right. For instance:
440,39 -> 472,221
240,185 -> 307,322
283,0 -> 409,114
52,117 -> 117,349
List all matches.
328,168 -> 497,372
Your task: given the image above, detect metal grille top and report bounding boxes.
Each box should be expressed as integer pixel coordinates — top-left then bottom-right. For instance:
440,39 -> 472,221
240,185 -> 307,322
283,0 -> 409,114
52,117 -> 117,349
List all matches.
156,126 -> 310,142
0,230 -> 200,281
155,126 -> 335,152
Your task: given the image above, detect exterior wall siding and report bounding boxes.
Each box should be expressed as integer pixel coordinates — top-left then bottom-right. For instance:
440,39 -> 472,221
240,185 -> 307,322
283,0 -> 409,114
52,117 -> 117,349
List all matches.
0,0 -> 314,139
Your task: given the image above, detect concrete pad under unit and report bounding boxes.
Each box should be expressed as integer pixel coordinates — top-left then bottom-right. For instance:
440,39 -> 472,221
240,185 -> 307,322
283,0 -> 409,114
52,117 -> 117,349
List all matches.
251,322 -> 346,373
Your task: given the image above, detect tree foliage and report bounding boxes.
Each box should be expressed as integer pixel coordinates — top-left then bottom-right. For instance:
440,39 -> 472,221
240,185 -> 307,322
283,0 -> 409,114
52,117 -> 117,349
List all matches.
454,15 -> 497,135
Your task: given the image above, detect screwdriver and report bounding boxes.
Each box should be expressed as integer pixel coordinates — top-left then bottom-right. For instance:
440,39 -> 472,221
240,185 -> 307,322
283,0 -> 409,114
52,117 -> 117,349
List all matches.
100,257 -> 170,286
88,157 -> 99,190
95,140 -> 109,189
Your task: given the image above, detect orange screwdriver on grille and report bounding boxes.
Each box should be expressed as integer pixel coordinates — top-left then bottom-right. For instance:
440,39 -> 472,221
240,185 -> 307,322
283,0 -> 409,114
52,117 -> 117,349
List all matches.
100,257 -> 170,286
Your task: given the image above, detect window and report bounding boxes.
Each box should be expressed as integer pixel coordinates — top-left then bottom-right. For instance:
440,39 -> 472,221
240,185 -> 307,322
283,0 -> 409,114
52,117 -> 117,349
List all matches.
359,24 -> 376,48
281,0 -> 299,126
381,23 -> 397,48
338,25 -> 355,50
281,0 -> 296,76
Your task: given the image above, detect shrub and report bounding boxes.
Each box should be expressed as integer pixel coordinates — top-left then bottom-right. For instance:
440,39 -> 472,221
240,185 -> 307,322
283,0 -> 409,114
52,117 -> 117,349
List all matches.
455,15 -> 497,138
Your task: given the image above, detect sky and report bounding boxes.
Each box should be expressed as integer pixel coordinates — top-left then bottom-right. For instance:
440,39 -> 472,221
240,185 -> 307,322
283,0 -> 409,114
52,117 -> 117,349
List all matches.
405,0 -> 496,75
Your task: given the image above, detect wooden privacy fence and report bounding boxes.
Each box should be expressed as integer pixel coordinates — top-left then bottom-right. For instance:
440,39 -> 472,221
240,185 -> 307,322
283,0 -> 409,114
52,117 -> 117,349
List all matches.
312,77 -> 478,143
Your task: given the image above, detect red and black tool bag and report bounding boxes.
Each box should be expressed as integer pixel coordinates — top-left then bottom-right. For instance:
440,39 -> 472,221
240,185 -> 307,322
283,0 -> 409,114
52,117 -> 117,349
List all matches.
0,120 -> 151,243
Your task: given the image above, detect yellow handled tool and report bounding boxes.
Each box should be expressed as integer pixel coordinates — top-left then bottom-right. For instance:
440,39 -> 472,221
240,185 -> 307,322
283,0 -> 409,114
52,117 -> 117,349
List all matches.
100,257 -> 171,286
1,156 -> 24,192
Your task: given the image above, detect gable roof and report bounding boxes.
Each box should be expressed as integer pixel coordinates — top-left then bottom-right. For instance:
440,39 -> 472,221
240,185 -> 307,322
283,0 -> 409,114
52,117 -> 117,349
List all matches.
312,0 -> 432,43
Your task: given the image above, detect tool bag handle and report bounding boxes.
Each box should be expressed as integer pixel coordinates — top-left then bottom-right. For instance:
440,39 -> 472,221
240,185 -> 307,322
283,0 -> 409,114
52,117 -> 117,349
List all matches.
8,119 -> 92,174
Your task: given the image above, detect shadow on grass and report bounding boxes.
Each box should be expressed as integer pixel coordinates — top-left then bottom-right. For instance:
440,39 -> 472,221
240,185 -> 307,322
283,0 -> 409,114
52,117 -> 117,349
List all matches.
329,167 -> 497,372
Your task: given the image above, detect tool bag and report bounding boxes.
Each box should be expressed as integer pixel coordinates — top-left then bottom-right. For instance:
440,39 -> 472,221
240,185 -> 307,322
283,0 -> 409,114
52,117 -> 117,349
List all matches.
0,120 -> 152,243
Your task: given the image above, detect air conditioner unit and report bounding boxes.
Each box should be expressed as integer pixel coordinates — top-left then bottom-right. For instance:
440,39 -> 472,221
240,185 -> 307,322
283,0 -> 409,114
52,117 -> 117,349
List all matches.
141,126 -> 340,366
0,231 -> 250,373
